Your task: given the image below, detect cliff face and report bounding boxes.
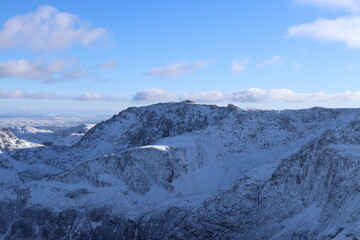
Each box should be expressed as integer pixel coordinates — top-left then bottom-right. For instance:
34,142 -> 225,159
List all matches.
1,102 -> 360,239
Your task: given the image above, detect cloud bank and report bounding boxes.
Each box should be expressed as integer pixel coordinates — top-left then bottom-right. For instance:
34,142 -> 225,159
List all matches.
3,88 -> 360,104
0,5 -> 107,51
133,88 -> 360,103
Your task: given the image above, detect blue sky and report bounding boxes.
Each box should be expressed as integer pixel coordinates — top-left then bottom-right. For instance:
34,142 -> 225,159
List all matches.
2,0 -> 360,114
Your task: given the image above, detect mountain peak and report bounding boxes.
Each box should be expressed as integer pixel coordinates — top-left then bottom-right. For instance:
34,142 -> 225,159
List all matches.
180,100 -> 196,104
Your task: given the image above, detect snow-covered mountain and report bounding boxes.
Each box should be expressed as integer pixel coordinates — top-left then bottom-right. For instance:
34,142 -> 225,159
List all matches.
10,124 -> 95,146
0,128 -> 41,152
1,101 -> 360,239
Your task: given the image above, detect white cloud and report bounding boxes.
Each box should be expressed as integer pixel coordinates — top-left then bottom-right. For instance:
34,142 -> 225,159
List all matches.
96,61 -> 117,69
294,0 -> 360,12
0,59 -> 87,83
258,56 -> 284,68
182,91 -> 228,102
231,88 -> 313,103
74,92 -> 120,101
145,59 -> 214,78
293,63 -> 304,71
0,89 -> 27,99
232,57 -> 250,74
0,89 -> 124,102
133,88 -> 178,101
288,16 -> 360,48
132,88 -> 360,103
134,89 -> 228,102
0,5 -> 107,51
0,89 -> 62,100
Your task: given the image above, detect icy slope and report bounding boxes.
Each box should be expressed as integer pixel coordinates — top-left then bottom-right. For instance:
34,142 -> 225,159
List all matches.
1,102 -> 360,239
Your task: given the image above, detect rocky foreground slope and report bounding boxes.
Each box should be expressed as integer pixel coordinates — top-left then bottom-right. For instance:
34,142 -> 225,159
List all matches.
1,101 -> 360,239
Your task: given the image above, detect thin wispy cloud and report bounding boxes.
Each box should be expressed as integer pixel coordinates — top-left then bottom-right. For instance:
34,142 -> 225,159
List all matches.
288,16 -> 360,48
0,89 -> 124,102
133,88 -> 360,103
346,64 -> 358,70
294,0 -> 360,12
293,63 -> 304,71
145,59 -> 215,78
258,56 -> 284,68
0,59 -> 87,83
74,92 -> 120,101
0,89 -> 63,100
232,57 -> 250,74
0,5 -> 107,51
95,60 -> 117,69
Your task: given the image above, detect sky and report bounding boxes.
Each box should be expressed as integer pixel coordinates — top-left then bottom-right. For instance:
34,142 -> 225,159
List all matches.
2,0 -> 360,115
